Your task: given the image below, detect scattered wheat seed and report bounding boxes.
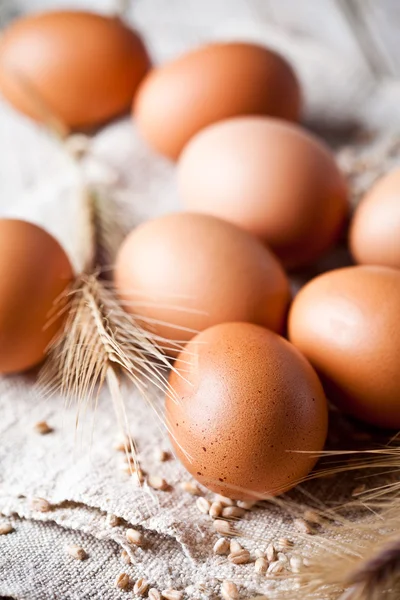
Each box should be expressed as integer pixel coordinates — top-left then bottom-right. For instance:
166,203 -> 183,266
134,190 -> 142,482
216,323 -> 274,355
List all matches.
213,537 -> 230,555
121,549 -> 131,564
147,475 -> 169,491
277,538 -> 293,549
230,540 -> 242,553
209,502 -> 223,518
213,519 -> 234,535
303,510 -> 323,525
134,578 -> 149,595
221,580 -> 239,600
30,497 -> 51,512
180,481 -> 201,496
196,497 -> 211,514
293,518 -> 313,535
115,573 -> 130,590
0,523 -> 13,535
106,514 -> 120,527
154,449 -> 170,462
34,420 -> 53,435
352,484 -> 366,496
228,548 -> 250,565
266,544 -> 276,562
290,555 -> 303,573
267,561 -> 284,575
66,545 -> 87,560
303,557 -> 311,567
254,557 -> 269,574
222,506 -> 246,519
126,528 -> 144,546
149,589 -> 161,600
277,552 -> 288,563
255,549 -> 266,559
214,495 -> 235,506
161,589 -> 183,600
113,436 -> 131,453
236,500 -> 255,510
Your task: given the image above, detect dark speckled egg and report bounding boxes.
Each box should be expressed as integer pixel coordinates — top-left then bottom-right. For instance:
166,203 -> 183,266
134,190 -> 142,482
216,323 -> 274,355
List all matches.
166,322 -> 328,500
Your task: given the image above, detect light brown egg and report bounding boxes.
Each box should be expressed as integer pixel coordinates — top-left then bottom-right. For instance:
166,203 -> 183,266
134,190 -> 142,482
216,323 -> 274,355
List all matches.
178,117 -> 349,269
166,322 -> 328,499
350,167 -> 400,269
0,11 -> 151,129
133,42 -> 301,160
0,219 -> 73,374
114,213 -> 290,346
288,266 -> 400,428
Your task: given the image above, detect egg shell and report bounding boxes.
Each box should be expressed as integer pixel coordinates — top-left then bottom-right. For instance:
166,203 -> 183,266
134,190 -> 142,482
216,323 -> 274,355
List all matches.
114,213 -> 290,345
178,117 -> 349,269
133,42 -> 301,160
0,219 -> 73,374
0,11 -> 151,129
350,167 -> 400,269
166,322 -> 328,499
288,265 -> 400,428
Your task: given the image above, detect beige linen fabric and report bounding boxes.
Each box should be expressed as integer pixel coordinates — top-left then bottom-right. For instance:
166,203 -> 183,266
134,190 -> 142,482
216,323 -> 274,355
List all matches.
1,1 -> 400,598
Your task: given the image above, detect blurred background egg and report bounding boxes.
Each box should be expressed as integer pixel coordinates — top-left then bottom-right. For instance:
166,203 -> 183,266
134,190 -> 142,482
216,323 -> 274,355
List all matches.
350,167 -> 400,269
166,322 -> 328,499
133,42 -> 301,160
288,265 -> 400,428
114,213 -> 290,346
0,10 -> 151,129
178,117 -> 349,269
0,219 -> 73,374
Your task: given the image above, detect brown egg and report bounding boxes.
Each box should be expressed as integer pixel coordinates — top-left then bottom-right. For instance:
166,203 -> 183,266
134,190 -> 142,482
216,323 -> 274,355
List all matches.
133,42 -> 301,160
0,11 -> 151,129
178,117 -> 349,269
166,322 -> 328,499
350,168 -> 400,269
288,266 -> 400,428
0,219 -> 73,374
114,213 -> 290,346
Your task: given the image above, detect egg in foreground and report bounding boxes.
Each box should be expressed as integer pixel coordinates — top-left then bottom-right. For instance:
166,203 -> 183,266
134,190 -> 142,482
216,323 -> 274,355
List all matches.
114,213 -> 290,347
166,322 -> 328,500
134,42 -> 301,160
289,265 -> 400,428
0,219 -> 73,374
0,10 -> 151,128
178,117 -> 348,269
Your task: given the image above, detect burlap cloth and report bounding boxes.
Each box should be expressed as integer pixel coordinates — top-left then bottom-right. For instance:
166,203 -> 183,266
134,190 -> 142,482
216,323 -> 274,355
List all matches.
1,1 -> 400,598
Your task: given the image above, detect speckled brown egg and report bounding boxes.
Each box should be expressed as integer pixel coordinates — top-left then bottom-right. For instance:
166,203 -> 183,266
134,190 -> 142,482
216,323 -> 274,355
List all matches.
350,167 -> 400,269
0,219 -> 73,374
178,117 -> 349,269
133,42 -> 301,160
114,213 -> 290,345
288,266 -> 400,428
166,322 -> 328,499
0,11 -> 151,129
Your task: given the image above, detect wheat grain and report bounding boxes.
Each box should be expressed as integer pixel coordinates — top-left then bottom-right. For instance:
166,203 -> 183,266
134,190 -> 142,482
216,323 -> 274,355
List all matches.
115,573 -> 130,590
121,549 -> 131,564
180,481 -> 201,496
126,528 -> 144,546
222,506 -> 246,519
30,497 -> 51,512
293,518 -> 313,535
209,502 -> 223,518
106,514 -> 120,527
147,475 -> 169,491
214,495 -> 235,506
134,578 -> 149,595
148,589 -> 161,600
255,557 -> 269,574
213,538 -> 230,555
0,523 -> 13,535
266,544 -> 276,562
196,497 -> 211,514
228,548 -> 250,565
221,580 -> 239,600
161,589 -> 183,600
34,421 -> 53,435
66,545 -> 87,560
213,519 -> 234,535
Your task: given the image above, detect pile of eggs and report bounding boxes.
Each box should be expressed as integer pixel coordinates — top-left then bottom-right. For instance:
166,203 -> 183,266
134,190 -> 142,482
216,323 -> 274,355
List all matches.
1,9 -> 400,501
